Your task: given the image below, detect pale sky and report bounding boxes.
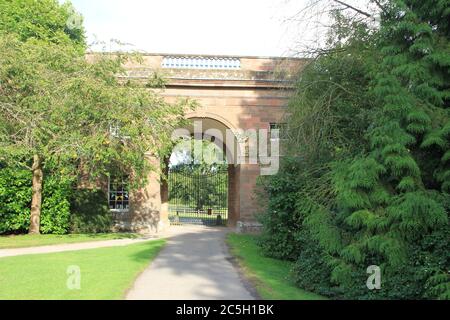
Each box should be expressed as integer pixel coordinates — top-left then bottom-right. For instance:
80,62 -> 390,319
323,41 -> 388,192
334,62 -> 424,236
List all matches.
66,0 -> 309,57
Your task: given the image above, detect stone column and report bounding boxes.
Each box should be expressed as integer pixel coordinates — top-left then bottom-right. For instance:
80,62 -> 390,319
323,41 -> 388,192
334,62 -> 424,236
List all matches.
129,156 -> 168,234
227,164 -> 240,226
238,163 -> 261,221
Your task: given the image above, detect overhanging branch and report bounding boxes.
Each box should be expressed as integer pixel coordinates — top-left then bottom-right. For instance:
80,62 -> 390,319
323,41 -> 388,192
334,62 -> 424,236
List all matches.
332,0 -> 373,18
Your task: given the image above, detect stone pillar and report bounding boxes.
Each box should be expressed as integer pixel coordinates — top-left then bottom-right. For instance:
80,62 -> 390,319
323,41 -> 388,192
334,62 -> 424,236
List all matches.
238,164 -> 261,222
129,156 -> 168,234
227,164 -> 240,226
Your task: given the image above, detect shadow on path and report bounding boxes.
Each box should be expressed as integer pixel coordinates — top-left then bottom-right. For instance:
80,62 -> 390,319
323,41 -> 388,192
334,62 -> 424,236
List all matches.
126,226 -> 257,300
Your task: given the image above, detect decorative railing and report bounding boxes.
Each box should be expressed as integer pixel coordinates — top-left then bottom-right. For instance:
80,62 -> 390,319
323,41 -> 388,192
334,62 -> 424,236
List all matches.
161,56 -> 241,70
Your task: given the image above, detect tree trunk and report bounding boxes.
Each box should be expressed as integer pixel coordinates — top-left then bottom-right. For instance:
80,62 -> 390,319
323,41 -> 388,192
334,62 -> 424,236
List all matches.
29,154 -> 43,234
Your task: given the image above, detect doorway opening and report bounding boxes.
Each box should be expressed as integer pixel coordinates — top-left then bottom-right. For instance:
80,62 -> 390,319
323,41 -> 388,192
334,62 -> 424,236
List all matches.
168,138 -> 228,226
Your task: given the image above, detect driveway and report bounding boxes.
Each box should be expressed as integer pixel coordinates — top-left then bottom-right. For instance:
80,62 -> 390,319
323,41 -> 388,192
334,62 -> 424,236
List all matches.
126,225 -> 257,300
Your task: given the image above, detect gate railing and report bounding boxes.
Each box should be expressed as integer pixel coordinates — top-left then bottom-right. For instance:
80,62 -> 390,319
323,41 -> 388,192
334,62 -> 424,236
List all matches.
168,167 -> 228,226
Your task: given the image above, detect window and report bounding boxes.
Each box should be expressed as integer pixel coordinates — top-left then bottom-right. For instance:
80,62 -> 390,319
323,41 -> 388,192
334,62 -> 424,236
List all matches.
269,123 -> 288,140
109,177 -> 129,211
269,123 -> 288,157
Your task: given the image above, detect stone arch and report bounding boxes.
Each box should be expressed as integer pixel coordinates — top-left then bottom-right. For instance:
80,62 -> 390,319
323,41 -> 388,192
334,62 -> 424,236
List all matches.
185,110 -> 238,131
115,53 -> 303,233
160,115 -> 241,227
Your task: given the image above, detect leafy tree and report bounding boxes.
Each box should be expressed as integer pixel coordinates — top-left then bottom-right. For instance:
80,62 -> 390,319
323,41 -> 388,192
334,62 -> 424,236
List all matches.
0,0 -> 85,50
259,0 -> 450,299
0,1 -> 190,234
332,0 -> 450,298
0,36 -> 188,234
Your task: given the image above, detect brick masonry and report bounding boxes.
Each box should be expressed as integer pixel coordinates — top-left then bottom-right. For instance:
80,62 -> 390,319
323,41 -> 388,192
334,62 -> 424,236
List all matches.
100,53 -> 308,232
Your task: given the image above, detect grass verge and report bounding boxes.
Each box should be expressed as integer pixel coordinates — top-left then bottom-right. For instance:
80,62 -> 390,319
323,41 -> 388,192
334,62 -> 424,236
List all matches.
227,233 -> 326,300
0,233 -> 140,249
0,239 -> 165,300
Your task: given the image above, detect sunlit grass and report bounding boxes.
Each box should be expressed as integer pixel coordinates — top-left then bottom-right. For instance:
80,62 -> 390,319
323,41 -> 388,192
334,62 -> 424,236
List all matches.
0,239 -> 166,300
227,233 -> 326,300
0,233 -> 140,249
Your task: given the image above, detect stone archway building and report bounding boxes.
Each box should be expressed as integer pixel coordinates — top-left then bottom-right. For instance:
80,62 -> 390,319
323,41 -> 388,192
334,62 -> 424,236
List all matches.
107,54 -> 307,233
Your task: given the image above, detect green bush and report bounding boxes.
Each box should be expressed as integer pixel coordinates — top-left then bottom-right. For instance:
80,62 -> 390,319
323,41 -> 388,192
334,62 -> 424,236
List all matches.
257,158 -> 304,261
291,231 -> 340,298
69,189 -> 113,234
0,166 -> 73,235
0,167 -> 32,234
261,163 -> 450,300
0,166 -> 113,235
40,174 -> 72,234
0,167 -> 72,234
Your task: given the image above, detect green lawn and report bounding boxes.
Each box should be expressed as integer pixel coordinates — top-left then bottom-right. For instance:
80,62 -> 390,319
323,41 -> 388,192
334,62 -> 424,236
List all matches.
0,233 -> 140,249
0,239 -> 166,300
227,233 -> 326,300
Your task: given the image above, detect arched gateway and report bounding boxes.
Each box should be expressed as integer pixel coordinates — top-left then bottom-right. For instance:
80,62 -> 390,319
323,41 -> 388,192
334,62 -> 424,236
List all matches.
107,54 -> 307,233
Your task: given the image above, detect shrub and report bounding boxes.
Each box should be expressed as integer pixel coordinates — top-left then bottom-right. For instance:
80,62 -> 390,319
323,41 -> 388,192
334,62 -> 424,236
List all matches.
69,189 -> 113,234
0,166 -> 113,235
0,167 -> 32,234
291,231 -> 340,298
40,174 -> 72,234
0,166 -> 73,235
256,157 -> 304,261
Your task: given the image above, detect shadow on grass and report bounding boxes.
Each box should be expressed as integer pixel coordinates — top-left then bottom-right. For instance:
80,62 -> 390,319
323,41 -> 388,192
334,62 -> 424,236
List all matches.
129,240 -> 166,263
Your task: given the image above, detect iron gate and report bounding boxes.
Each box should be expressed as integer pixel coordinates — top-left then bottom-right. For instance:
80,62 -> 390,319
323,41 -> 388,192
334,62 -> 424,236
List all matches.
168,166 -> 228,226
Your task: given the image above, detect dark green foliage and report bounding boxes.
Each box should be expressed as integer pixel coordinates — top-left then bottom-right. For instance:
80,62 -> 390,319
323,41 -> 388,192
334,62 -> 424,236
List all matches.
258,1 -> 449,300
257,158 -> 304,260
0,166 -> 73,234
0,165 -> 113,235
0,166 -> 31,233
69,189 -> 113,234
40,174 -> 72,234
291,231 -> 339,298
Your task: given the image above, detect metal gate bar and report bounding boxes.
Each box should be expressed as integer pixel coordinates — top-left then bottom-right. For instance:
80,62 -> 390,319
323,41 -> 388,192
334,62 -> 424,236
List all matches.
168,166 -> 228,226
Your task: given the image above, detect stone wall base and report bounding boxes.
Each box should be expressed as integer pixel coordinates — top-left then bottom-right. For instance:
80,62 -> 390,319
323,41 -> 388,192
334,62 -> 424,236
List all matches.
113,216 -> 170,235
236,221 -> 263,234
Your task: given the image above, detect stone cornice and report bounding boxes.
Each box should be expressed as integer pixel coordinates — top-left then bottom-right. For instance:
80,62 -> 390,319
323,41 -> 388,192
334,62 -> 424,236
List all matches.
88,52 -> 308,89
